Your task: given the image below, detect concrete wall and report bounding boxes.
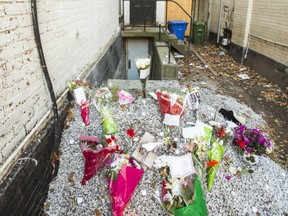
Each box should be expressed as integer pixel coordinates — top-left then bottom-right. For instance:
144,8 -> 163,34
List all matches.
0,0 -> 120,174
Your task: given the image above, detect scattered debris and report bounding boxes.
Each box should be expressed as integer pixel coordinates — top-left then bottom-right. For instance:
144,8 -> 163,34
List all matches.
238,74 -> 250,79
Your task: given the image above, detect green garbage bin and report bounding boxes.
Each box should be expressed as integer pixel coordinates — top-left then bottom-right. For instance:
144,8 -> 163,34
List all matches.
193,21 -> 206,45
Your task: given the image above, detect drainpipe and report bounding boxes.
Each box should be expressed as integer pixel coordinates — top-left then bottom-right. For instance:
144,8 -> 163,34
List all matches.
207,0 -> 212,38
217,0 -> 224,44
31,0 -> 60,177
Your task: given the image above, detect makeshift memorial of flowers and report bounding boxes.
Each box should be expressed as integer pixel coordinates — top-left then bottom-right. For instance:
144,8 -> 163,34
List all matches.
68,80 -> 91,105
206,124 -> 232,192
135,57 -> 151,98
80,135 -> 118,185
106,153 -> 144,216
233,125 -> 272,163
158,154 -> 207,216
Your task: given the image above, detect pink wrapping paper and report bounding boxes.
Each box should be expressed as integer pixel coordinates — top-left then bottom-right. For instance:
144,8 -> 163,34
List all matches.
80,136 -> 118,185
80,101 -> 90,126
108,165 -> 144,216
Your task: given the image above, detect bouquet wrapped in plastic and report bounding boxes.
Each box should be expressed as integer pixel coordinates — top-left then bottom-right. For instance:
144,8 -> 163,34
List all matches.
68,80 -> 90,105
94,87 -> 118,135
156,90 -> 185,132
106,153 -> 144,216
160,167 -> 207,216
135,58 -> 151,98
80,101 -> 90,126
206,125 -> 231,192
80,135 -> 118,185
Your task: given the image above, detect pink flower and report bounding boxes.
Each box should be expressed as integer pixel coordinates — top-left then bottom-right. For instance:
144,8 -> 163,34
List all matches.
118,90 -> 134,105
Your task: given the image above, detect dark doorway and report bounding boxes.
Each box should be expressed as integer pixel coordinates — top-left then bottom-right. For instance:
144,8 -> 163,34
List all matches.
130,0 -> 156,26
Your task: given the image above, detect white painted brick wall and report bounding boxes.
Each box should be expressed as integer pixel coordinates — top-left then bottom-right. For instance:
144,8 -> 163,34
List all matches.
0,0 -> 120,165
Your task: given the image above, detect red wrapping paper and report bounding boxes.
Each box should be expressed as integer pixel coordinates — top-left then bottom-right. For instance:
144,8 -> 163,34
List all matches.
108,165 -> 144,216
80,101 -> 90,126
80,136 -> 118,185
156,91 -> 184,117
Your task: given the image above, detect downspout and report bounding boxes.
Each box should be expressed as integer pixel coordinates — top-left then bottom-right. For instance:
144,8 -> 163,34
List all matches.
31,0 -> 60,177
217,0 -> 224,44
207,0 -> 212,38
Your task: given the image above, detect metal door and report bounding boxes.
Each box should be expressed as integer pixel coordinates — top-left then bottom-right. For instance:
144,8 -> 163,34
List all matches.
127,38 -> 149,80
130,0 -> 156,26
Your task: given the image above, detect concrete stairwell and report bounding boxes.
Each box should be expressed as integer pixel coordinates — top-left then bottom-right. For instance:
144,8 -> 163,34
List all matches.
160,33 -> 193,56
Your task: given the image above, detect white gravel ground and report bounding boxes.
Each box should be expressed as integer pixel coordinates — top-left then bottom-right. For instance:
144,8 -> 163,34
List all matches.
44,80 -> 288,216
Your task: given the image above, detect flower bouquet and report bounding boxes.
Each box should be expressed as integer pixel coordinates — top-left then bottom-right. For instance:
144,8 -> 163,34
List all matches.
80,101 -> 90,126
68,80 -> 91,105
206,125 -> 231,192
106,153 -> 144,216
156,90 -> 185,132
160,167 -> 207,216
135,58 -> 151,98
80,135 -> 118,185
183,122 -> 213,182
233,125 -> 272,163
118,90 -> 134,105
94,87 -> 118,135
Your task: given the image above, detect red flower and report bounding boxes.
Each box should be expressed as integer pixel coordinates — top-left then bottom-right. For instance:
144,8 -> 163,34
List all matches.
216,127 -> 226,139
126,129 -> 135,137
106,136 -> 117,144
206,160 -> 219,168
111,136 -> 116,142
237,140 -> 246,148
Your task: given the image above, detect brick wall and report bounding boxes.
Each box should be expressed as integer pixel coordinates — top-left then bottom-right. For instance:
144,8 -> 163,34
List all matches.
249,0 -> 288,66
0,0 -> 120,169
209,0 -> 288,67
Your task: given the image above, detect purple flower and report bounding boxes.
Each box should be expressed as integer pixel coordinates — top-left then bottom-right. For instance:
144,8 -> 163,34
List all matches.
225,176 -> 232,181
259,137 -> 266,144
244,139 -> 250,144
246,146 -> 252,152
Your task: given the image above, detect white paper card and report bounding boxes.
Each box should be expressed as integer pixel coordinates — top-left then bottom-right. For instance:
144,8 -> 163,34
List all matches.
185,90 -> 200,110
238,74 -> 250,79
169,154 -> 195,178
74,87 -> 86,105
140,68 -> 150,79
182,127 -> 197,139
163,114 -> 180,126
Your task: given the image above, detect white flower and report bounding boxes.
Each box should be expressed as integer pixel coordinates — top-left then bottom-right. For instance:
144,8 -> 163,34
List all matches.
163,192 -> 172,202
135,58 -> 151,70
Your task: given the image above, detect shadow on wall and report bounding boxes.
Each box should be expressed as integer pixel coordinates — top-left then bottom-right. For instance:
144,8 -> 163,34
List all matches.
87,36 -> 126,85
